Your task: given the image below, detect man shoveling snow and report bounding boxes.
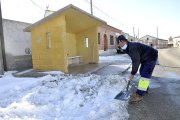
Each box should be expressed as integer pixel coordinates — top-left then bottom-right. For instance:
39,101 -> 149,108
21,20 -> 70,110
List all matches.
117,35 -> 158,103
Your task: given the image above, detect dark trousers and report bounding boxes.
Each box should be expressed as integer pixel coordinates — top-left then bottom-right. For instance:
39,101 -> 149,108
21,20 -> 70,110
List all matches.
136,60 -> 157,96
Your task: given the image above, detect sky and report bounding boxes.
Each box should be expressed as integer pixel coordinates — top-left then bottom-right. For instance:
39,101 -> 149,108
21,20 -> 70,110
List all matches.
0,55 -> 130,119
1,0 -> 180,39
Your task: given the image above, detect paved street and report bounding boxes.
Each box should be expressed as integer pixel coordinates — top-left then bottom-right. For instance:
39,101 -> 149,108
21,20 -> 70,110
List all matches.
128,47 -> 180,120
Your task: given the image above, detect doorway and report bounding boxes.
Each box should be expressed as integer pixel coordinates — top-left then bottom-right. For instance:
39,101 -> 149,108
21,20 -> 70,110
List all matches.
104,34 -> 108,51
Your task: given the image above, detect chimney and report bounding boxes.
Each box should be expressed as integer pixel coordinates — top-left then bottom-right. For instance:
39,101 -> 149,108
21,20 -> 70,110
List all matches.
44,5 -> 55,17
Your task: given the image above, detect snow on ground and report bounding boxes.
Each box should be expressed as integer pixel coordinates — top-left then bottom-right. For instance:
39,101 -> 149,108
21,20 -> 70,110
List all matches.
0,55 -> 130,120
163,72 -> 180,79
99,54 -> 131,63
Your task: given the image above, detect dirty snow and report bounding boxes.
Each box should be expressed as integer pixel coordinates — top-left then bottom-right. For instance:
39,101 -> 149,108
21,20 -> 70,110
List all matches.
0,55 -> 130,120
163,72 -> 180,79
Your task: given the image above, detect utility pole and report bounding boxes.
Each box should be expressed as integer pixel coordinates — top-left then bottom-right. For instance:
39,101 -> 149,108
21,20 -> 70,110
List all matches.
156,26 -> 159,48
157,26 -> 158,39
133,27 -> 135,40
0,2 -> 5,74
138,28 -> 139,39
90,0 -> 93,15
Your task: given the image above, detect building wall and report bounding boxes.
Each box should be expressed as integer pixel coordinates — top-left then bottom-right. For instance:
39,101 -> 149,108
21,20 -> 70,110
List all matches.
3,19 -> 32,70
97,27 -> 104,50
0,16 -> 4,74
76,26 -> 99,63
167,37 -> 173,47
66,33 -> 77,57
31,14 -> 99,72
173,37 -> 180,47
98,26 -> 121,51
0,35 -> 4,74
140,35 -> 158,46
31,15 -> 68,72
107,30 -> 118,49
140,35 -> 168,48
158,39 -> 168,48
128,35 -> 135,42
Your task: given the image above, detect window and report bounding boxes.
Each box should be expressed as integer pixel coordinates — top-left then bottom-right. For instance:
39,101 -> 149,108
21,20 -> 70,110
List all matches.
110,35 -> 114,45
46,32 -> 51,49
98,33 -> 100,44
85,37 -> 88,48
147,37 -> 149,40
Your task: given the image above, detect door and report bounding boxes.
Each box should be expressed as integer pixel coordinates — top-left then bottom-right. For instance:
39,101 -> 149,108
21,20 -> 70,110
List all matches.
104,34 -> 108,51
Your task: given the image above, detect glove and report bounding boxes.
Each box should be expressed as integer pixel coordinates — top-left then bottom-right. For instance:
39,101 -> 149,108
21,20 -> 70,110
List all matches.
129,74 -> 134,81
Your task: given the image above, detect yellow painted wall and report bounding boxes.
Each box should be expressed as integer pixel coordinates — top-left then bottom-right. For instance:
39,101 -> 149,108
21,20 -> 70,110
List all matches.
76,26 -> 99,64
65,33 -> 77,57
31,15 -> 68,72
31,13 -> 101,72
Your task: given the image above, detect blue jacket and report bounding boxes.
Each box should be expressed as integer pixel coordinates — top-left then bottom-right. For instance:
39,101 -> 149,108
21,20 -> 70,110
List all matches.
125,42 -> 158,75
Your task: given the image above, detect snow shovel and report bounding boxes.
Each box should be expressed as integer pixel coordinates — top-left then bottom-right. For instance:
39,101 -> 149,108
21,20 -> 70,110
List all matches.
114,80 -> 133,101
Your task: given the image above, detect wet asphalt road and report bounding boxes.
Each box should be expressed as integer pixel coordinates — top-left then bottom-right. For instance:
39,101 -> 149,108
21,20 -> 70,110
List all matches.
128,76 -> 180,120
128,47 -> 180,120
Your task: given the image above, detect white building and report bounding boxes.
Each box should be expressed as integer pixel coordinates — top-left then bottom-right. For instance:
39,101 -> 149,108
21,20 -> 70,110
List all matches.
2,19 -> 32,70
173,36 -> 180,47
140,35 -> 168,48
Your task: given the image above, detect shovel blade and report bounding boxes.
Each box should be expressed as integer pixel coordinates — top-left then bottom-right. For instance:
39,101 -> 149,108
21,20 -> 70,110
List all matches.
114,91 -> 131,101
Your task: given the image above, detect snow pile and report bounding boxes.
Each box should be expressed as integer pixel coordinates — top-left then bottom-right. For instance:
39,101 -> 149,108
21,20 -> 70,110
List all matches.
0,72 -> 129,120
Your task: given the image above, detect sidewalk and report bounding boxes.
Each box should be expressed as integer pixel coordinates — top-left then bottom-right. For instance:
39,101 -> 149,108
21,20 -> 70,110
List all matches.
14,50 -> 131,77
14,61 -> 131,77
68,62 -> 112,75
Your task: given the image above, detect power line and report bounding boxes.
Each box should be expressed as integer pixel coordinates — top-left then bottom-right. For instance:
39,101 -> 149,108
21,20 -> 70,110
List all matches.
83,0 -> 133,29
29,0 -> 46,18
29,0 -> 45,11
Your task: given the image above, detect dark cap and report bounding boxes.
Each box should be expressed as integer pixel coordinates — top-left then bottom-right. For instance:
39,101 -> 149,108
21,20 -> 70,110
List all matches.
117,35 -> 128,42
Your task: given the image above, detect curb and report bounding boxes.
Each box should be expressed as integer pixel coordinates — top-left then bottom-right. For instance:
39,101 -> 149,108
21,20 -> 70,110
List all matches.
86,63 -> 112,74
89,63 -> 131,75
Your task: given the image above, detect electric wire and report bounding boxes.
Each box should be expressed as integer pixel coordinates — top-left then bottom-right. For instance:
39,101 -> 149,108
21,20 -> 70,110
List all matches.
83,0 -> 133,29
29,0 -> 45,11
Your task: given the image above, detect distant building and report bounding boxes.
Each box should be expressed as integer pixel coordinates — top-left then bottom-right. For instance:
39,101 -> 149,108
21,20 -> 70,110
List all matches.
157,38 -> 168,48
98,25 -> 122,51
140,35 -> 168,48
122,33 -> 135,42
140,35 -> 158,47
121,33 -> 142,43
168,36 -> 173,47
2,19 -> 32,70
172,36 -> 180,47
